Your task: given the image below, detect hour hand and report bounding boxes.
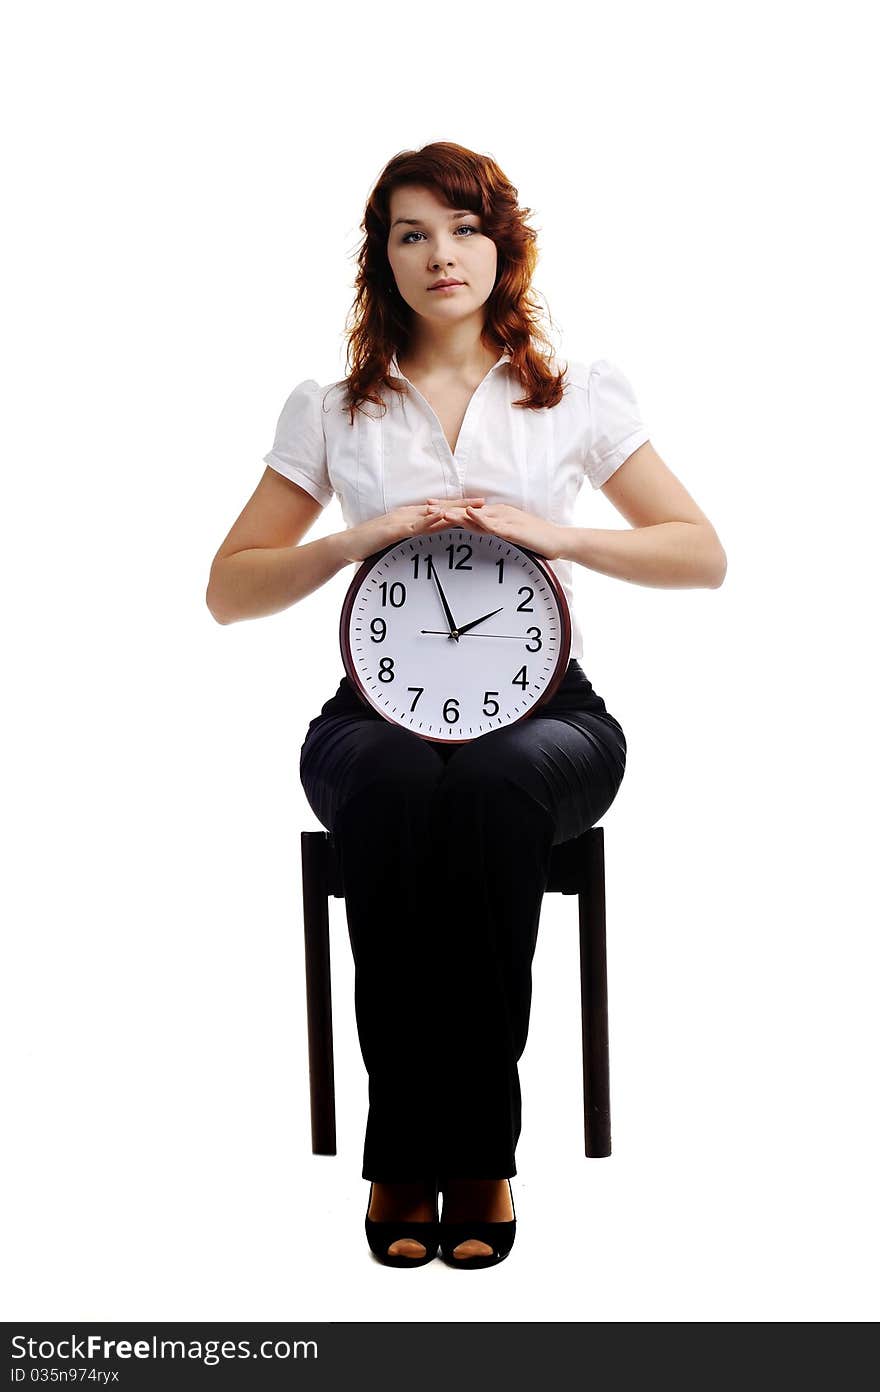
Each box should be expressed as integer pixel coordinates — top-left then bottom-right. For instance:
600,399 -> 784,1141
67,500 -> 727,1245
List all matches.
456,607 -> 504,637
431,571 -> 459,641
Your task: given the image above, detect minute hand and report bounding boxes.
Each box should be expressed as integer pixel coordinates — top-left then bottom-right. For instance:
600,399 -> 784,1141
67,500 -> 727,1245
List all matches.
456,607 -> 505,636
431,571 -> 460,641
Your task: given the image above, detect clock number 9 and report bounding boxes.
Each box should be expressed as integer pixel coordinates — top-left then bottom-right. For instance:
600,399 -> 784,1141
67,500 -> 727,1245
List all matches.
370,618 -> 386,642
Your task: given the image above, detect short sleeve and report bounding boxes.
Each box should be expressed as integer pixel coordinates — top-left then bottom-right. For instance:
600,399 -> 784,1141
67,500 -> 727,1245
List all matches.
262,378 -> 334,507
584,358 -> 651,489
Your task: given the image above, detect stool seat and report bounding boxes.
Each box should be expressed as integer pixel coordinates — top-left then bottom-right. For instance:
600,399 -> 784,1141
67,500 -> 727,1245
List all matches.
300,826 -> 611,1160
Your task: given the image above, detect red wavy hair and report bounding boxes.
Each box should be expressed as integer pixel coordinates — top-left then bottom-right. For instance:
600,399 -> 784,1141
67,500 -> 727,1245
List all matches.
337,141 -> 568,425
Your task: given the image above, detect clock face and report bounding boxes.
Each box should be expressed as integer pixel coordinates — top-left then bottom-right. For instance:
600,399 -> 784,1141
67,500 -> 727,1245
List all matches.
340,526 -> 571,744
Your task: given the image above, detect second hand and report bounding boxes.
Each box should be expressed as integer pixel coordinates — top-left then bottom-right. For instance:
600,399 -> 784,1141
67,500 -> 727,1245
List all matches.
419,631 -> 526,639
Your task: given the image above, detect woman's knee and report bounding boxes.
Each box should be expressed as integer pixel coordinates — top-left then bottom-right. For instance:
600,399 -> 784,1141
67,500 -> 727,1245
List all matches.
435,720 -> 624,839
337,726 -> 446,810
436,730 -> 554,828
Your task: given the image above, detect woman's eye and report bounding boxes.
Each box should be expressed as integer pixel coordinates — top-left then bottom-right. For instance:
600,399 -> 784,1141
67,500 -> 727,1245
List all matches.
401,225 -> 479,244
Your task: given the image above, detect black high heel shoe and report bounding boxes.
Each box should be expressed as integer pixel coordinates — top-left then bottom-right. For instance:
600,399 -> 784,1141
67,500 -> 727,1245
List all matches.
364,1181 -> 441,1268
439,1178 -> 517,1269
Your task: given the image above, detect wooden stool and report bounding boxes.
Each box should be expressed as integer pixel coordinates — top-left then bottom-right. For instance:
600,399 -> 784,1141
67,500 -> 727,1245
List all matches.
300,825 -> 612,1160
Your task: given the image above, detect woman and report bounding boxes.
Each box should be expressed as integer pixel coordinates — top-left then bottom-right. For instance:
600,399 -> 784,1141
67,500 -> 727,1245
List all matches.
206,141 -> 727,1269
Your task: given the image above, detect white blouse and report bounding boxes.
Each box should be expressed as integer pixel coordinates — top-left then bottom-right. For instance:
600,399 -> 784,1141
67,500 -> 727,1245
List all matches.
263,352 -> 650,661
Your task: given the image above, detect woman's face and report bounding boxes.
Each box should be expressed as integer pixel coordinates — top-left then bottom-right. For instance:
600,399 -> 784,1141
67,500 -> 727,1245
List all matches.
386,183 -> 498,325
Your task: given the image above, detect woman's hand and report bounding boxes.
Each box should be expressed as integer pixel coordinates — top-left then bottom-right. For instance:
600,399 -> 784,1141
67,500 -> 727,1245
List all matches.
341,497 -> 487,564
426,497 -> 566,561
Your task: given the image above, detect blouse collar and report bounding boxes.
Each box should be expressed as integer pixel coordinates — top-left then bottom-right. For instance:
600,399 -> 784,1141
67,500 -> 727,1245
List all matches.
389,349 -> 512,381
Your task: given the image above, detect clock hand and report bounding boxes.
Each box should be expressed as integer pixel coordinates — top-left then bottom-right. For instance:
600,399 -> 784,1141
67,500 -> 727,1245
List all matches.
431,569 -> 460,642
456,606 -> 504,637
420,630 -> 531,640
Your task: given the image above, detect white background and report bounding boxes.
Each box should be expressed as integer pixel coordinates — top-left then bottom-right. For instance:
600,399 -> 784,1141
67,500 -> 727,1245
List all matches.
3,0 -> 878,1323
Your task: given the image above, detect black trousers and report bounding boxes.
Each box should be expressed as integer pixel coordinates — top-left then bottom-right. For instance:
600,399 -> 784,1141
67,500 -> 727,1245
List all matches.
299,659 -> 627,1182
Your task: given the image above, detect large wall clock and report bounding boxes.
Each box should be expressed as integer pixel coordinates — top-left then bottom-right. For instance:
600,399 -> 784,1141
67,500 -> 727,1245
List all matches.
339,525 -> 571,745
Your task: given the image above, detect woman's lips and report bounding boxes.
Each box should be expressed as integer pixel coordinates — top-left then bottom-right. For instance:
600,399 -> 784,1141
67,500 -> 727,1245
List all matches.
429,283 -> 465,292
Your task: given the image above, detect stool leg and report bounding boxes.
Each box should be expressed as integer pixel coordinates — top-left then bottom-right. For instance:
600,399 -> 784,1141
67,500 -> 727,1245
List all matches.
301,833 -> 336,1156
578,828 -> 611,1157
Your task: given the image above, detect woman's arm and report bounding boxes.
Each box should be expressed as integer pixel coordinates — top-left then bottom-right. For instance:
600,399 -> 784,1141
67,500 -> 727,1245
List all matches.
559,441 -> 727,588
206,469 -> 464,623
206,469 -> 350,624
208,531 -> 351,624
